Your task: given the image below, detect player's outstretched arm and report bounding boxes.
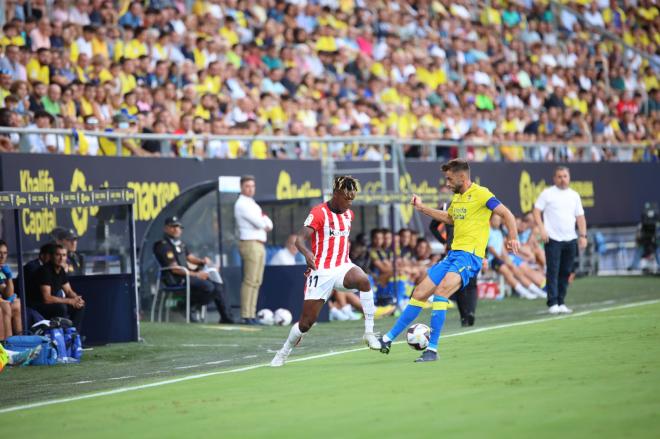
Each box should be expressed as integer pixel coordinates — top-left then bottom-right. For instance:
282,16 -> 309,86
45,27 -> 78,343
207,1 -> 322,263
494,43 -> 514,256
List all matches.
411,194 -> 453,225
493,204 -> 520,254
296,226 -> 317,271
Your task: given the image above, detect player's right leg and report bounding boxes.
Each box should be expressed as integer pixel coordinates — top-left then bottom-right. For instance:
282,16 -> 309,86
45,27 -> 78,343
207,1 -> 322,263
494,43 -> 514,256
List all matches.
271,299 -> 324,367
378,275 -> 438,354
271,269 -> 333,367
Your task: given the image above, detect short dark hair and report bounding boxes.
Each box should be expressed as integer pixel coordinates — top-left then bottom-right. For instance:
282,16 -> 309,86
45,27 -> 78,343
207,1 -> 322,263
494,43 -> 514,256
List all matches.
441,159 -> 470,174
49,244 -> 65,257
240,175 -> 255,185
370,228 -> 383,240
39,242 -> 56,256
554,165 -> 569,175
0,239 -> 7,249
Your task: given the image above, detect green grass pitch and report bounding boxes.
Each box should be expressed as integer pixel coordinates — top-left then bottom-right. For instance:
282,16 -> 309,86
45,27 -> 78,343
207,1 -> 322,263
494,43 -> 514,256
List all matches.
1,276 -> 659,438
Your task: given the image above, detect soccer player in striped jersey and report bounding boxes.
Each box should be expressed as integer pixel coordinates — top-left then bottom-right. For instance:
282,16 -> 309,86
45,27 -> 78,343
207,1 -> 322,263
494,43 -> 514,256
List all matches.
378,159 -> 521,362
271,176 -> 380,367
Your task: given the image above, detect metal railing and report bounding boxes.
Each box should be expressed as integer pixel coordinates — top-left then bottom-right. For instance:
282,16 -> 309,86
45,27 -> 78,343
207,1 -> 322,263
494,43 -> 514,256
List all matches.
0,126 -> 653,162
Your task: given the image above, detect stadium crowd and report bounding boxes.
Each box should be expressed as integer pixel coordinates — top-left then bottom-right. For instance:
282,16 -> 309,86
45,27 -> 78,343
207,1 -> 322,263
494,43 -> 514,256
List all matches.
0,0 -> 658,161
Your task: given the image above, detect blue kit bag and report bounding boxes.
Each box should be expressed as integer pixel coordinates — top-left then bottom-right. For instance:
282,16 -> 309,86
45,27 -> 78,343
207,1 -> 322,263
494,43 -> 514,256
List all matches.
4,335 -> 58,366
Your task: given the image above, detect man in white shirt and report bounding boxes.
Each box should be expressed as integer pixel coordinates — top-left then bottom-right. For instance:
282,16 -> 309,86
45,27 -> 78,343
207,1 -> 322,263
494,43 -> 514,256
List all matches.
234,175 -> 273,324
29,111 -> 60,153
269,234 -> 303,266
533,166 -> 587,315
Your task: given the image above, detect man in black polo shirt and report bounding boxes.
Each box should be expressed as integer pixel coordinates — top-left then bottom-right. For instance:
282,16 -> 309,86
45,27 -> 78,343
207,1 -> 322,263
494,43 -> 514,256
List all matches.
29,244 -> 85,331
153,216 -> 236,324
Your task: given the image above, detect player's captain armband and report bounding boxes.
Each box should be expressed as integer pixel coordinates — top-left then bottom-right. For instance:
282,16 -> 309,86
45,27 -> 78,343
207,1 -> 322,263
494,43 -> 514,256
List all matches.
486,197 -> 501,210
304,214 -> 315,227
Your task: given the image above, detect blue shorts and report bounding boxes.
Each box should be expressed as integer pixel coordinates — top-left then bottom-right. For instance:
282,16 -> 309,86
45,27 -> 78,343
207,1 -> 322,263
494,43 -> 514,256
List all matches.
427,250 -> 482,289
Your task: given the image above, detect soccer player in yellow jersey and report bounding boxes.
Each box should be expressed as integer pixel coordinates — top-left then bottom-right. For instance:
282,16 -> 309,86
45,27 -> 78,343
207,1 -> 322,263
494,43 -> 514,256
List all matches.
379,159 -> 520,362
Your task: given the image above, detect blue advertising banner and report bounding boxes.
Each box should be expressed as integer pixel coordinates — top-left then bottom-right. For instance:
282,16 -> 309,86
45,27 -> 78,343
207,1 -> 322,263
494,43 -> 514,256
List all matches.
0,153 -> 324,249
337,161 -> 660,227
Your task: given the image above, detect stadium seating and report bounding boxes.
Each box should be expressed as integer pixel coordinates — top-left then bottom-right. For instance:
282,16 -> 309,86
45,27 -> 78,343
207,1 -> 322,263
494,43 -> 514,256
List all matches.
0,0 -> 657,161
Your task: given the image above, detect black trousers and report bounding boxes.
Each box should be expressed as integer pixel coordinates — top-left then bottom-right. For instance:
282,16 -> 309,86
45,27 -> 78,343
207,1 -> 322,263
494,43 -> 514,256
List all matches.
32,302 -> 85,332
188,277 -> 235,323
545,239 -> 577,307
451,276 -> 478,326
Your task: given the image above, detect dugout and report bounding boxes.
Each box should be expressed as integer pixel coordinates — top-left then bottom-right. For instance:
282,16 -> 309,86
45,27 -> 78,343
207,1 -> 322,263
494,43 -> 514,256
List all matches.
139,178 -> 324,322
0,189 -> 139,345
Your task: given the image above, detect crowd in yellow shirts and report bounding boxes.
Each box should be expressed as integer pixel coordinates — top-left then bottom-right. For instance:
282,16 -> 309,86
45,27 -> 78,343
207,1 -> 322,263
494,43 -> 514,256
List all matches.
0,0 -> 657,160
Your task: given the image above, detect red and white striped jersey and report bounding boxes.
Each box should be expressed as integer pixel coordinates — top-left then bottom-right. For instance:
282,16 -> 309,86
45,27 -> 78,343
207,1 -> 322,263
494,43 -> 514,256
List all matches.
304,203 -> 354,270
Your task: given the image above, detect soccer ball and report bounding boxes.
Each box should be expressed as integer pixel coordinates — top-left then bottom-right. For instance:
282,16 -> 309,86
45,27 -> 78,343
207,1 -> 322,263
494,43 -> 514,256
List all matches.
406,323 -> 431,351
257,308 -> 274,326
273,308 -> 293,326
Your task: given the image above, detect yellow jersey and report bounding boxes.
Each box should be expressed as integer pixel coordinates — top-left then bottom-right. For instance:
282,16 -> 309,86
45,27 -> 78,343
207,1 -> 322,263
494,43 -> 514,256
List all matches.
448,183 -> 498,258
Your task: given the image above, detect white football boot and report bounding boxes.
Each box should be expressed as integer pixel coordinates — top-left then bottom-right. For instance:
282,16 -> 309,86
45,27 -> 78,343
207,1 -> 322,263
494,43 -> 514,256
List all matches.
270,349 -> 291,367
363,332 -> 381,350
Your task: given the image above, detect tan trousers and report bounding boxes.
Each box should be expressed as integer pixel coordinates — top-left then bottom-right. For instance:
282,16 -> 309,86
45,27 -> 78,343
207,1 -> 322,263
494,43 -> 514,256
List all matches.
238,240 -> 266,318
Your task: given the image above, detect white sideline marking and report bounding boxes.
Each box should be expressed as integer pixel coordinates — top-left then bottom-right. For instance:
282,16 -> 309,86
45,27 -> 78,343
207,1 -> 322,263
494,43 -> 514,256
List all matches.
1,299 -> 658,415
180,344 -> 240,348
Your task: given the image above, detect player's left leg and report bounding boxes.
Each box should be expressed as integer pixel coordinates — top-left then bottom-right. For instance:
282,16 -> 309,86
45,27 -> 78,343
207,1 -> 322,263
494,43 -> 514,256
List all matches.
342,266 -> 379,349
413,271 -> 463,362
557,240 -> 577,313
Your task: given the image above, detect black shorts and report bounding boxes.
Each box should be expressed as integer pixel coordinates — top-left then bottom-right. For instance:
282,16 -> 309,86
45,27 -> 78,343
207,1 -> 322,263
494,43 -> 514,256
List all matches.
490,257 -> 504,271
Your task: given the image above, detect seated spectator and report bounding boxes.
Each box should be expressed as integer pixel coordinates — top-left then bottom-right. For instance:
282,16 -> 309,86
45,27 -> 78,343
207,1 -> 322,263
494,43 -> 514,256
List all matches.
153,216 -> 236,324
328,290 -> 361,321
368,228 -> 393,304
0,293 -> 13,340
269,234 -> 304,265
0,108 -> 19,152
487,215 -> 545,300
22,243 -> 54,326
0,240 -> 22,336
24,243 -> 55,284
51,227 -> 84,275
29,244 -> 85,331
28,110 -> 61,154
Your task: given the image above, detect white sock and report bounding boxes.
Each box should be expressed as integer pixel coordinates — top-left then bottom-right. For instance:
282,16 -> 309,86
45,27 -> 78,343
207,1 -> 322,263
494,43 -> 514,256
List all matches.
6,349 -> 19,365
382,334 -> 391,343
341,304 -> 353,315
529,284 -> 546,297
282,322 -> 303,352
515,283 -> 533,298
359,290 -> 375,333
